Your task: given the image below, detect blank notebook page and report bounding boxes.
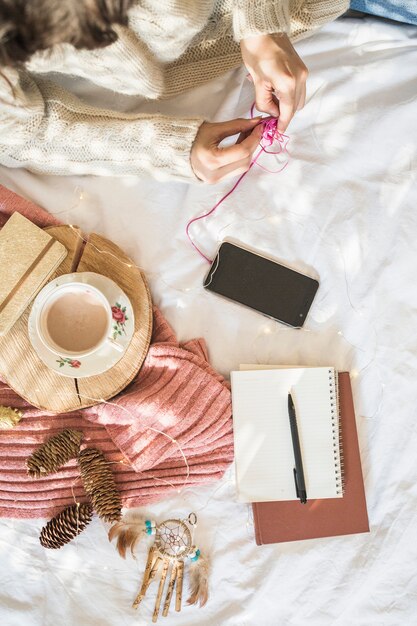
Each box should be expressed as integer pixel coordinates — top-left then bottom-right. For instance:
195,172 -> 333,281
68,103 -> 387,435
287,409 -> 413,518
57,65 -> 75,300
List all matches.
231,367 -> 342,502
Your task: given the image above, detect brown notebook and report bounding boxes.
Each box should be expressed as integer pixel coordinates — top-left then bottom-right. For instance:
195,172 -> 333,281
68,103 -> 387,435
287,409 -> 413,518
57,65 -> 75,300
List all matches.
0,212 -> 67,335
252,372 -> 369,544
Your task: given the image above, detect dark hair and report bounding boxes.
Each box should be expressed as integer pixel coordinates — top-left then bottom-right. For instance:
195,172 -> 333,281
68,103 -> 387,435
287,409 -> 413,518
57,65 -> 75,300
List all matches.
0,0 -> 134,67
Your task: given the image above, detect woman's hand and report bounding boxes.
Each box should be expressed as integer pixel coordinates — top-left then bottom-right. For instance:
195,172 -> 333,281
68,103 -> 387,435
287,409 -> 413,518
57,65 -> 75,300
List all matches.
240,33 -> 308,132
191,118 -> 263,183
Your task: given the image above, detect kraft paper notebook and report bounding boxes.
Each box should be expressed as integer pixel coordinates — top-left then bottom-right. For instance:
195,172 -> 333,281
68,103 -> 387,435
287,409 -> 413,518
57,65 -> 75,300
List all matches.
0,212 -> 67,335
231,366 -> 343,503
249,371 -> 368,544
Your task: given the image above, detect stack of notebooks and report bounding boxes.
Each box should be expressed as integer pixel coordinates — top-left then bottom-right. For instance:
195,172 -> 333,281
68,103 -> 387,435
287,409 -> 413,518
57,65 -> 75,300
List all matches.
231,366 -> 369,544
0,212 -> 67,335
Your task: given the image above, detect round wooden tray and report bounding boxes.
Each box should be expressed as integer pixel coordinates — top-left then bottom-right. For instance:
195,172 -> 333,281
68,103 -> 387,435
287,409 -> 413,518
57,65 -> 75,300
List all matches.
0,226 -> 152,413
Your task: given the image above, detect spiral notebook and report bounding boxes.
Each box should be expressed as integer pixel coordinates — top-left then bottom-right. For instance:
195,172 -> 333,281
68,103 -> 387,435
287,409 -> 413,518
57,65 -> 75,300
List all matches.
252,372 -> 369,544
231,366 -> 343,502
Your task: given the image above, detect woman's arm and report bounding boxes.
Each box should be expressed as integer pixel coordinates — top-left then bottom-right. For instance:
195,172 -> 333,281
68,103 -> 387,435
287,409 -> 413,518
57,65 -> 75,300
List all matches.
0,68 -> 265,184
0,67 -> 203,181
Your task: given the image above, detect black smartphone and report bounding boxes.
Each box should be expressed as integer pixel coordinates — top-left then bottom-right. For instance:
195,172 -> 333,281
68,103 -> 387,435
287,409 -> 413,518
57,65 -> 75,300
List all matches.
203,241 -> 319,328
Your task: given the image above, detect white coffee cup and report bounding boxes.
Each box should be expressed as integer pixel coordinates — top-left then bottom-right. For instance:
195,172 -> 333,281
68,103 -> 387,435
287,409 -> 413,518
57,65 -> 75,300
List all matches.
36,281 -> 124,359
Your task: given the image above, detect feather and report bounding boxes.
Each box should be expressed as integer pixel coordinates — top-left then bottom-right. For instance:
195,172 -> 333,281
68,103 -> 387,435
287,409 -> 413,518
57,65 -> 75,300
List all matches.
186,554 -> 210,607
108,522 -> 123,543
108,513 -> 147,559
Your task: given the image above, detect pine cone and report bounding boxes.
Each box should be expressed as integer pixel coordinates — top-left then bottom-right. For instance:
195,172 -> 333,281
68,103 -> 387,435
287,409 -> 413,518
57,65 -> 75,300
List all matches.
27,429 -> 83,478
40,503 -> 93,549
78,448 -> 122,522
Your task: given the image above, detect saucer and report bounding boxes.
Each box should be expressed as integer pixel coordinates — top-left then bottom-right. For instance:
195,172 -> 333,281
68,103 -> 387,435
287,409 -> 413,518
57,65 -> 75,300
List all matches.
28,272 -> 135,378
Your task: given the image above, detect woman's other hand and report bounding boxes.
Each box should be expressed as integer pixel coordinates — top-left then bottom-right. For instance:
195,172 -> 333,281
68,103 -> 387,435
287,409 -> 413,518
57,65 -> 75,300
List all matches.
191,118 -> 263,183
240,33 -> 308,132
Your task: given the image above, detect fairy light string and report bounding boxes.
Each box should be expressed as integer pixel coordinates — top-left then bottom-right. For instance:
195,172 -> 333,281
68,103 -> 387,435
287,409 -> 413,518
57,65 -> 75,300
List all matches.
0,113 -> 392,566
0,207 -> 386,420
0,106 -> 385,467
76,392 -> 191,491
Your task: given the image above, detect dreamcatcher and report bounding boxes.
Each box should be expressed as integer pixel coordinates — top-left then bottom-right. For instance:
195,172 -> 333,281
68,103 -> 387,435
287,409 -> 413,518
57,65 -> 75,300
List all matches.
109,512 -> 208,623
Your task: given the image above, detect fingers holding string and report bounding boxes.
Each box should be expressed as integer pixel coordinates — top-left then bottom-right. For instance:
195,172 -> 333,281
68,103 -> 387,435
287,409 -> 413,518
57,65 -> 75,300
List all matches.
253,78 -> 280,118
215,122 -> 263,166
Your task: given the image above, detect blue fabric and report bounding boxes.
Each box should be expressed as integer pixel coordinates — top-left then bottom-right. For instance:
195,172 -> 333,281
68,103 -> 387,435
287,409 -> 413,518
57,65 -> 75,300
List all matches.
350,0 -> 417,25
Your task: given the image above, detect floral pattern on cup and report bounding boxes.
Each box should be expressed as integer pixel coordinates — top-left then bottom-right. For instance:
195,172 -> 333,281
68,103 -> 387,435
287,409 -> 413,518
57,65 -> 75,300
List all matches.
112,302 -> 128,340
57,357 -> 82,369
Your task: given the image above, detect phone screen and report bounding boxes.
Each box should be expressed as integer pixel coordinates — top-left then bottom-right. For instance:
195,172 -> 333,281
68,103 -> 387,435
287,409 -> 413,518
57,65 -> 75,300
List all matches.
203,242 -> 319,327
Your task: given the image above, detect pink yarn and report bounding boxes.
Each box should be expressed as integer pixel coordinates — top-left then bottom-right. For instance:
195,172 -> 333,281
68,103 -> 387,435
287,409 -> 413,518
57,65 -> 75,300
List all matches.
0,184 -> 233,519
186,108 -> 290,263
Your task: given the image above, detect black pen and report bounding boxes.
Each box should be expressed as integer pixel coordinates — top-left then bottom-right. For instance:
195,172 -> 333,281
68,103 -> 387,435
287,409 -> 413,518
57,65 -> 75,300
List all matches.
288,392 -> 307,504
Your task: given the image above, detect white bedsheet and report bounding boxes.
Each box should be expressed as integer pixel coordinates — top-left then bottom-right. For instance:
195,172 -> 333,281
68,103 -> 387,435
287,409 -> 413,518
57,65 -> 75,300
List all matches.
1,16 -> 417,626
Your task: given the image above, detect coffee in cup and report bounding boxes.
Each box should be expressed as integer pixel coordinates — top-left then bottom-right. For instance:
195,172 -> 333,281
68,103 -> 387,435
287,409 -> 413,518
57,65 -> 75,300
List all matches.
37,282 -> 121,358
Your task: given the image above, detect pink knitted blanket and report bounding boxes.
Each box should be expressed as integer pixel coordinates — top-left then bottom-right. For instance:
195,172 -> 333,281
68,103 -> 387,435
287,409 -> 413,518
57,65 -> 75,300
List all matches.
0,184 -> 233,519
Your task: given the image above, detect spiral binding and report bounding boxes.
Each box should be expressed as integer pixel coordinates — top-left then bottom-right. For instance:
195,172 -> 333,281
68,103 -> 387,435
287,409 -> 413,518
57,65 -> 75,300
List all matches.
328,368 -> 345,496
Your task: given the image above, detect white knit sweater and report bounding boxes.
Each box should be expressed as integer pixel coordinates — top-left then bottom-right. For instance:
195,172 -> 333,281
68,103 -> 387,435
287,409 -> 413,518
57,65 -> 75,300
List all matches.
0,0 -> 348,181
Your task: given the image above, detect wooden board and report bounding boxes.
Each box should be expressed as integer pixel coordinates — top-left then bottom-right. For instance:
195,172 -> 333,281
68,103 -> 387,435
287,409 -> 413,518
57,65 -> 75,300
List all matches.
0,226 -> 152,413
